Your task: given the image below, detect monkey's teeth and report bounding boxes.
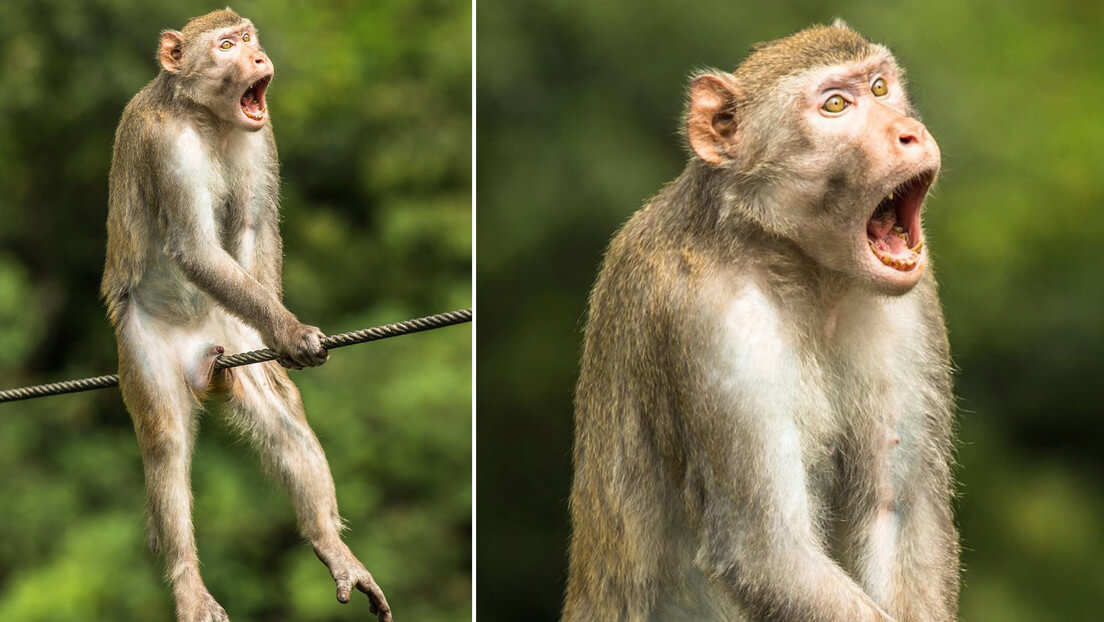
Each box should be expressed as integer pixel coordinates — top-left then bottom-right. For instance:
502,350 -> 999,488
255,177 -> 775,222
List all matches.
868,237 -> 921,272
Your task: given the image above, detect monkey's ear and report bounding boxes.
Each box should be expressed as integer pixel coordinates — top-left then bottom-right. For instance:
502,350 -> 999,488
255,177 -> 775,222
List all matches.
687,73 -> 743,166
159,31 -> 185,73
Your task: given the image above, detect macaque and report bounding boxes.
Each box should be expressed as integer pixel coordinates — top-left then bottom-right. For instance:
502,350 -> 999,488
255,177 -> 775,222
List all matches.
564,22 -> 958,622
101,10 -> 390,622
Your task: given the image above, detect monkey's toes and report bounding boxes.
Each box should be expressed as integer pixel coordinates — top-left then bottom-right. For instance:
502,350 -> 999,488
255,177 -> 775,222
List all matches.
356,576 -> 391,621
318,545 -> 391,620
177,590 -> 230,622
334,569 -> 390,617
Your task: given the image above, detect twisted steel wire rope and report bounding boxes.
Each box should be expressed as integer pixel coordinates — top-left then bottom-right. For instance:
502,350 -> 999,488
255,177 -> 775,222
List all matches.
0,308 -> 472,403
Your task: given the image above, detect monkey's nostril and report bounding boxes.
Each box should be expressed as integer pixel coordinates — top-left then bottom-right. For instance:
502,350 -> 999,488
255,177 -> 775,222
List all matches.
899,133 -> 918,146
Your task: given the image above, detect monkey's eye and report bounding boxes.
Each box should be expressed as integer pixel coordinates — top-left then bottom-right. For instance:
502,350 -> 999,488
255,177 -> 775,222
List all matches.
219,40 -> 233,50
822,94 -> 849,114
243,32 -> 250,42
871,77 -> 888,97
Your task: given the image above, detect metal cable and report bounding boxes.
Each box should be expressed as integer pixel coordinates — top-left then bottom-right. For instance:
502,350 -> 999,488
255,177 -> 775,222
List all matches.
0,308 -> 472,404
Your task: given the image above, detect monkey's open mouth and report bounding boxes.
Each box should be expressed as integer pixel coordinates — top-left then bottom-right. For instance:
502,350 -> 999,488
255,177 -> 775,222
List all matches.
866,170 -> 934,272
241,75 -> 270,122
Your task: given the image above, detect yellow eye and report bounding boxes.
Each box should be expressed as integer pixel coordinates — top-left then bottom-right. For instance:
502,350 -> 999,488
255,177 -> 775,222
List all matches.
219,40 -> 233,50
243,32 -> 250,42
822,94 -> 848,113
871,77 -> 888,97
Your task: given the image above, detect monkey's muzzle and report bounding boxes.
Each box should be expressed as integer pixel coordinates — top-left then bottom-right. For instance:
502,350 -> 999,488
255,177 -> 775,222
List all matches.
866,170 -> 934,272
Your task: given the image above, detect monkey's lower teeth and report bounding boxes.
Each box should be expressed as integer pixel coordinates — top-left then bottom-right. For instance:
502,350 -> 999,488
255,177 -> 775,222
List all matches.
868,239 -> 922,271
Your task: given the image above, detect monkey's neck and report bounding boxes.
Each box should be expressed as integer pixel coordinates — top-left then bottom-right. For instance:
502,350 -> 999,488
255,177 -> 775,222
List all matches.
152,74 -> 238,138
659,161 -> 860,307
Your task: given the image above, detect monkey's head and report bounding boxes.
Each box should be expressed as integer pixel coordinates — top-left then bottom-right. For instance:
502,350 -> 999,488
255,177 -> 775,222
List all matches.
159,9 -> 274,132
687,22 -> 940,295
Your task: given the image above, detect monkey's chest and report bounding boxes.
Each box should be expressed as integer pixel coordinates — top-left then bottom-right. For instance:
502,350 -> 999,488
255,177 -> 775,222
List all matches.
213,193 -> 263,266
798,365 -> 920,522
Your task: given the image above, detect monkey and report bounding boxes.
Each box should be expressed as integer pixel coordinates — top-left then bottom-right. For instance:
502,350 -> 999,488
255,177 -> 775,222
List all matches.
101,9 -> 391,622
563,22 -> 958,622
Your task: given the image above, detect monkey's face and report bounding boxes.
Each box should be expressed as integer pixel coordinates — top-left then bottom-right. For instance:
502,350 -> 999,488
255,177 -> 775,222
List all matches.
688,39 -> 940,295
182,22 -> 274,131
722,58 -> 940,295
788,60 -> 941,295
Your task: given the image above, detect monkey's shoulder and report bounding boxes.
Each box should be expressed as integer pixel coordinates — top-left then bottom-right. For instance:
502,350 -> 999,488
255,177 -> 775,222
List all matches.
116,83 -> 275,159
595,216 -> 691,297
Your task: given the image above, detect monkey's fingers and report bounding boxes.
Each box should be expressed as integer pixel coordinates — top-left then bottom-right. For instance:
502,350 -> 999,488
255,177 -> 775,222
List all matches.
276,356 -> 303,370
303,331 -> 329,366
299,345 -> 327,367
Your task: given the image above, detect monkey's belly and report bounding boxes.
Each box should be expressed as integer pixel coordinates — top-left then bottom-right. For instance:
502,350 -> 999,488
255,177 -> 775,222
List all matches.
130,263 -> 212,324
120,291 -> 267,393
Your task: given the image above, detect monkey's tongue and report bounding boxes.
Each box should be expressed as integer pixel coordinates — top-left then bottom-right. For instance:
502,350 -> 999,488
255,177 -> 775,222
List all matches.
867,208 -> 909,254
241,90 -> 263,114
867,203 -> 922,270
869,224 -> 910,255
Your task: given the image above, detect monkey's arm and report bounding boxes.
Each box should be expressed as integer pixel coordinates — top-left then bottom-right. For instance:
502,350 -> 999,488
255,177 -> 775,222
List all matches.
880,317 -> 960,621
683,304 -> 895,622
252,129 -> 284,295
156,152 -> 325,367
884,483 -> 959,621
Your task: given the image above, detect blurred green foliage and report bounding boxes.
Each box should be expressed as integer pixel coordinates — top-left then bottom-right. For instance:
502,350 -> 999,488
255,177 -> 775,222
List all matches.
0,1 -> 471,620
477,1 -> 1104,620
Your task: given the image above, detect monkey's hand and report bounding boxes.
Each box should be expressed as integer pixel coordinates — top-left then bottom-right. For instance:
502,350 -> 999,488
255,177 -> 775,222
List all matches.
270,322 -> 329,370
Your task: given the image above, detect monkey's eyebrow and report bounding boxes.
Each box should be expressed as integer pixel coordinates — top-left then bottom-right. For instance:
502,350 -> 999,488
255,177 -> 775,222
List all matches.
817,74 -> 864,93
817,61 -> 895,93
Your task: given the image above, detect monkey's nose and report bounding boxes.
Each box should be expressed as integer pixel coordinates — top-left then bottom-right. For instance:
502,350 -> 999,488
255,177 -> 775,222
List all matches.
253,53 -> 269,67
896,121 -> 928,148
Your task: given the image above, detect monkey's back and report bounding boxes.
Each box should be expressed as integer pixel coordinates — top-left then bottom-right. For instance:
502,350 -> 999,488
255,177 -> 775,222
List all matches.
102,78 -> 179,326
565,188 -> 747,621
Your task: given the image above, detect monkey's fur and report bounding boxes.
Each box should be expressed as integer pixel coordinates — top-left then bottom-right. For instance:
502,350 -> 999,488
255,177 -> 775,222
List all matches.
102,10 -> 390,622
564,24 -> 958,622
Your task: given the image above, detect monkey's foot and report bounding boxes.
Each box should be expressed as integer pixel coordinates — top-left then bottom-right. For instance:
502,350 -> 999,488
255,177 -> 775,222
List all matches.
314,542 -> 392,621
174,587 -> 229,622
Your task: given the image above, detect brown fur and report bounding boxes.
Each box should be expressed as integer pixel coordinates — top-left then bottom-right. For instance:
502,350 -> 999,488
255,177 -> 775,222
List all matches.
564,23 -> 958,622
102,10 -> 391,622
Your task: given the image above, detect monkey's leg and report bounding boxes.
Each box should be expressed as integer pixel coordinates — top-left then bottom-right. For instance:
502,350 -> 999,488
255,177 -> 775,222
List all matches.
218,360 -> 392,622
118,339 -> 229,622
